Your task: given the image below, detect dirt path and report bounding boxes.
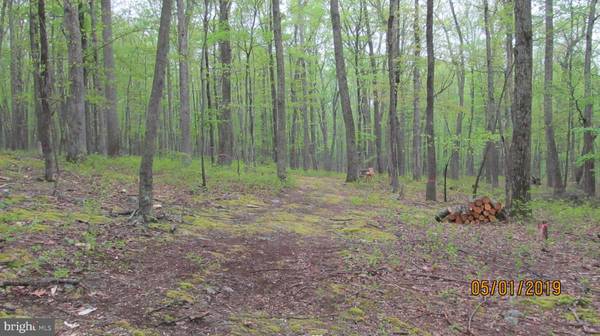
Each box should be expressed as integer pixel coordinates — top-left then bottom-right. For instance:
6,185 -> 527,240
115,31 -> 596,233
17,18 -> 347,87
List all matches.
1,160 -> 599,336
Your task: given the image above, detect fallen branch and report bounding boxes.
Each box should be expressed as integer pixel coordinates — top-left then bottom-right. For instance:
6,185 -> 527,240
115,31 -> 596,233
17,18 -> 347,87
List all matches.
0,278 -> 79,288
468,298 -> 486,334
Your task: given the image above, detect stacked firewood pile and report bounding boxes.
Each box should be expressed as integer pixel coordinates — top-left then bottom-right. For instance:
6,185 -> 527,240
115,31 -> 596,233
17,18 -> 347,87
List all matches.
435,196 -> 506,224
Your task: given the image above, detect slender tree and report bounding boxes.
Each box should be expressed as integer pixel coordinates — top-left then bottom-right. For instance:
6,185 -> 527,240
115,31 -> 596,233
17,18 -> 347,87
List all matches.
412,0 -> 422,180
330,0 -> 358,182
101,0 -> 120,156
272,0 -> 286,180
483,0 -> 499,187
509,0 -> 532,215
33,0 -> 55,180
448,0 -> 464,180
176,0 -> 191,155
64,0 -> 87,162
543,0 -> 563,194
424,0 -> 436,200
581,0 -> 596,196
138,0 -> 172,220
387,0 -> 400,192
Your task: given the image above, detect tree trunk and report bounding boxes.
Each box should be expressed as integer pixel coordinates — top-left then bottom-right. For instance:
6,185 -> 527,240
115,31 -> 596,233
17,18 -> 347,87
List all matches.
100,0 -> 120,156
424,0 -> 436,201
30,0 -> 54,180
138,0 -> 172,220
176,0 -> 191,155
64,0 -> 87,162
387,0 -> 400,192
330,0 -> 358,182
272,0 -> 287,180
448,0 -> 464,180
366,13 -> 383,174
412,0 -> 422,180
0,0 -> 8,58
202,0 -> 214,163
89,0 -> 106,154
509,0 -> 532,215
9,0 -> 27,150
581,0 -> 596,196
483,0 -> 498,187
543,0 -> 563,194
217,0 -> 234,164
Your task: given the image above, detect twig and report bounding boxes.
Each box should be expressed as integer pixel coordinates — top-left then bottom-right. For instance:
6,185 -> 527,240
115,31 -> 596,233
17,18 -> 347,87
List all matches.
0,278 -> 79,288
407,272 -> 465,283
468,298 -> 486,334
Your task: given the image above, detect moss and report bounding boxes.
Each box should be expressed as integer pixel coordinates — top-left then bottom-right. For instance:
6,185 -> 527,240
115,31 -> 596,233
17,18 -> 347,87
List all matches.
289,319 -> 327,334
384,317 -> 430,335
564,307 -> 600,324
521,295 -> 578,310
342,307 -> 365,322
165,289 -> 195,304
339,225 -> 396,242
112,320 -> 159,336
0,248 -> 33,269
148,222 -> 173,232
178,282 -> 195,290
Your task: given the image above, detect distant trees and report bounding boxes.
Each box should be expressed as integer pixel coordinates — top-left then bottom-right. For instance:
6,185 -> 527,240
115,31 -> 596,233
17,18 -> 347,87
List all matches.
0,0 -> 598,204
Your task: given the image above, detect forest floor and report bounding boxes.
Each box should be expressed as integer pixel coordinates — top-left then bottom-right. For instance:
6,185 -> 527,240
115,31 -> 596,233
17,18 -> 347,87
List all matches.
1,151 -> 599,336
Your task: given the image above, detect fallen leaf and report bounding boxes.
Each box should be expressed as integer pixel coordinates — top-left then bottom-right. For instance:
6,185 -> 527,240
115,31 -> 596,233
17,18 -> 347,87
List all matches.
31,288 -> 47,297
77,307 -> 97,316
64,321 -> 79,329
50,286 -> 58,296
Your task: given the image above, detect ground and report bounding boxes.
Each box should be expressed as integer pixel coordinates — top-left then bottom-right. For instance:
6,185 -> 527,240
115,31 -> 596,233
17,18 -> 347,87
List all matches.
1,152 -> 599,336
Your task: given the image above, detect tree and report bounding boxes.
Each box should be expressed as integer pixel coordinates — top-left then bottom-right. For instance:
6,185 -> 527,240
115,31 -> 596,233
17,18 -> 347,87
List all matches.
509,0 -> 532,215
272,0 -> 286,181
543,0 -> 563,194
101,0 -> 120,156
483,0 -> 499,187
330,0 -> 358,182
581,0 -> 596,196
448,0 -> 464,180
64,0 -> 87,162
365,6 -> 383,174
176,0 -> 191,155
217,0 -> 234,165
424,0 -> 436,201
138,0 -> 172,220
35,0 -> 55,181
387,0 -> 400,192
412,0 -> 422,181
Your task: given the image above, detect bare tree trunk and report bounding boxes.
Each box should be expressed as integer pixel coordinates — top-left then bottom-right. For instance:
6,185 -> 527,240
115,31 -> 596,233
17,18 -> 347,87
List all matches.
202,0 -> 214,163
387,0 -> 400,192
366,15 -> 383,174
448,0 -> 464,180
424,0 -> 436,200
330,0 -> 358,182
466,66 -> 475,175
217,0 -> 234,164
9,0 -> 27,150
483,0 -> 498,187
138,0 -> 172,220
38,0 -> 55,179
509,0 -> 532,215
0,0 -> 7,58
412,0 -> 422,180
89,0 -> 106,154
272,0 -> 287,180
100,0 -> 120,156
543,0 -> 563,194
581,0 -> 596,196
64,0 -> 87,162
176,0 -> 191,155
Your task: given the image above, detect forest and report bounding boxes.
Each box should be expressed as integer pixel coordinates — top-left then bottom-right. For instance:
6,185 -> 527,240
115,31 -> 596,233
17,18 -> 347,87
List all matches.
0,0 -> 599,333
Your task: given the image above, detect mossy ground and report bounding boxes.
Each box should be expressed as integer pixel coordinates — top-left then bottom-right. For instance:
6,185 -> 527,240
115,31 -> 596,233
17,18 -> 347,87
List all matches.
1,151 -> 598,335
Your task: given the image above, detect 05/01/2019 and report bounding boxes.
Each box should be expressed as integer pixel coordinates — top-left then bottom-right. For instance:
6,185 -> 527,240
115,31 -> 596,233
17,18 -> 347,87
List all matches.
470,279 -> 562,297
